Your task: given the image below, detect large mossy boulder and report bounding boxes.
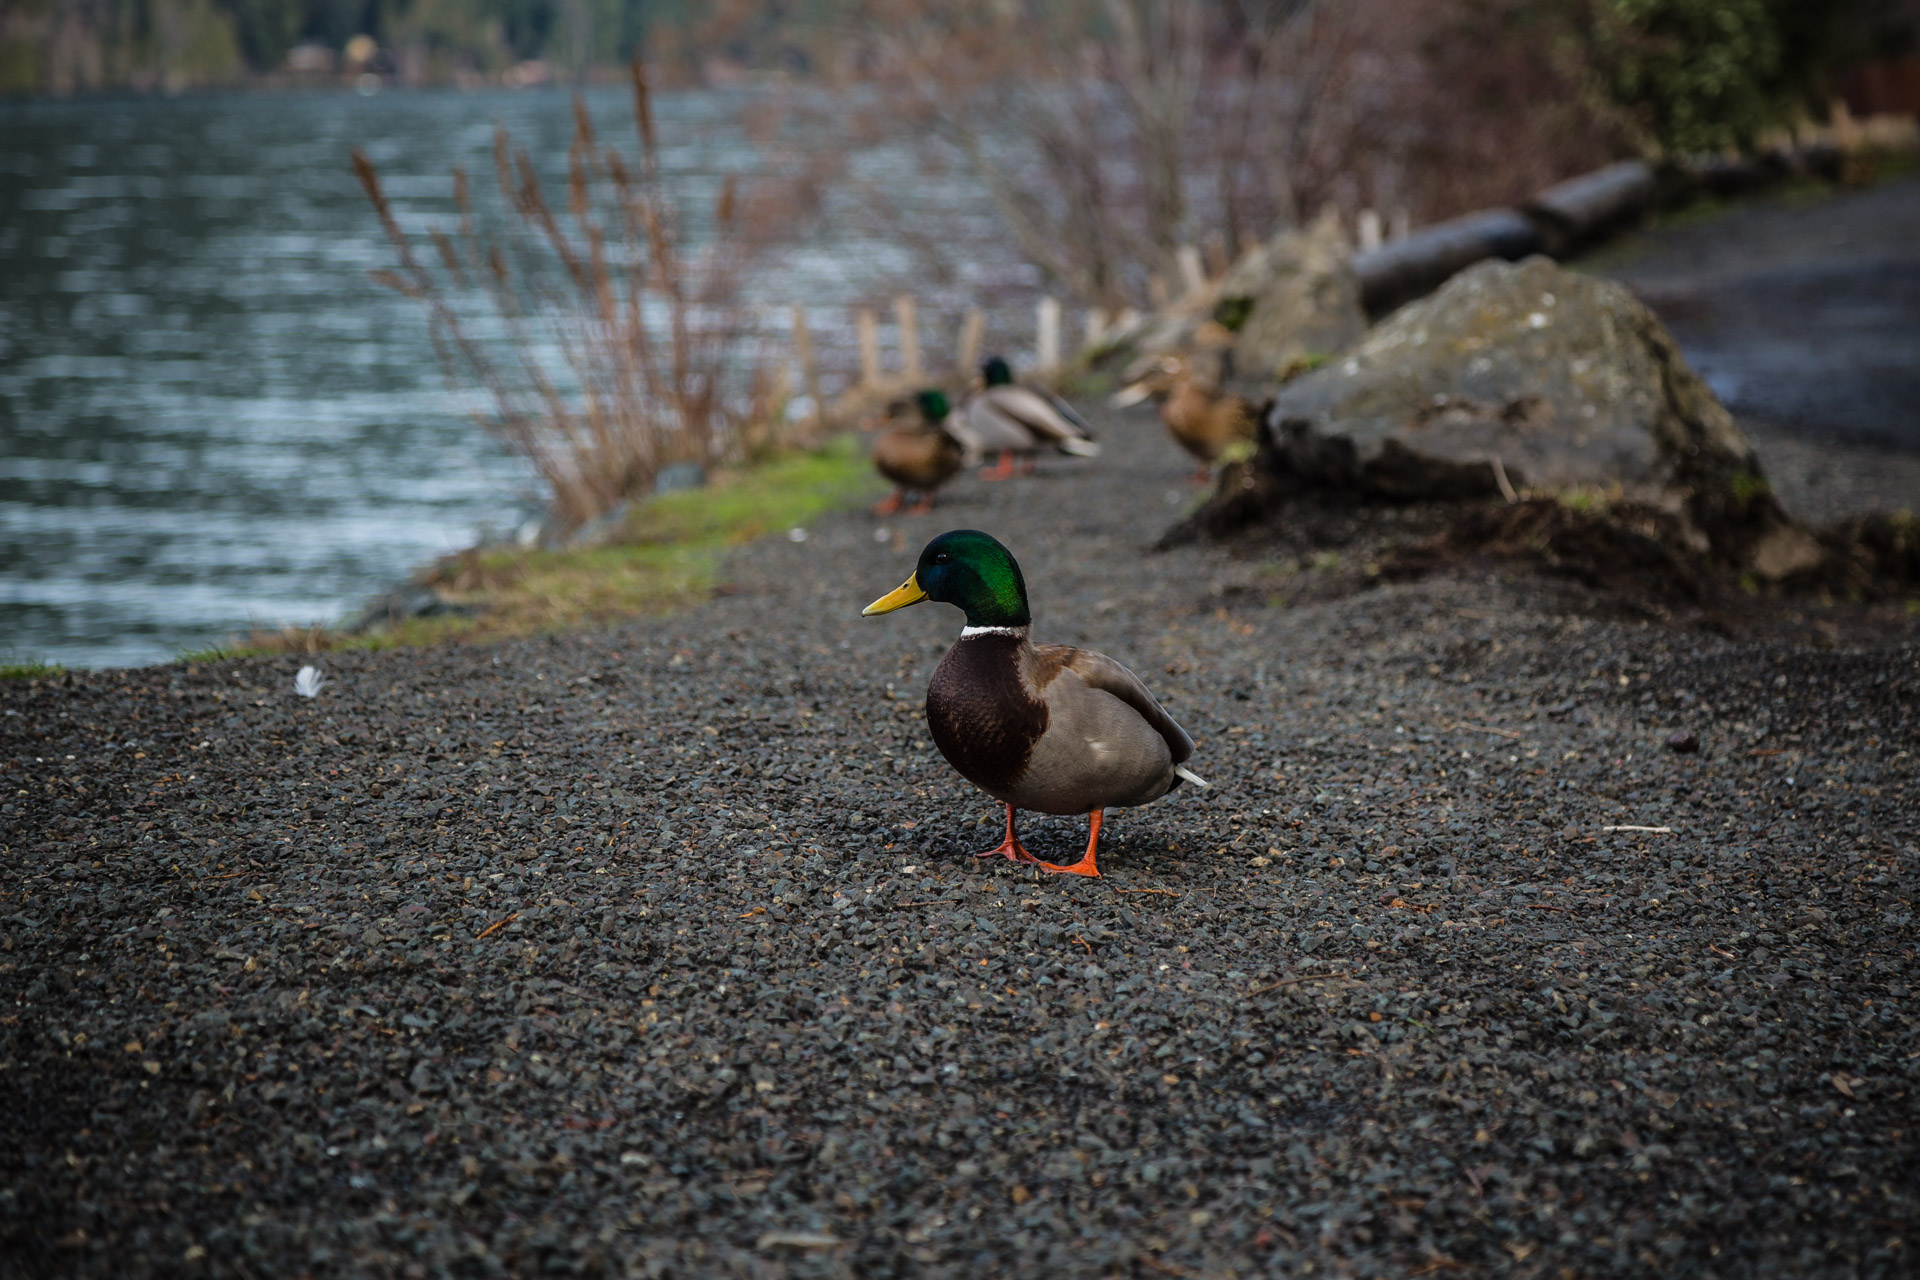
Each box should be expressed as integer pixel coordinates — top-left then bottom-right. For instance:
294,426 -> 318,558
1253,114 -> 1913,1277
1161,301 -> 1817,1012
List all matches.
1229,255 -> 1822,577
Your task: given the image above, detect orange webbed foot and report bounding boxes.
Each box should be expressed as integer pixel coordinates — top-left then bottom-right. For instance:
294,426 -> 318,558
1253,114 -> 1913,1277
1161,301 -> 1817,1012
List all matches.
974,803 -> 1041,864
980,452 -> 1018,481
1033,808 -> 1104,878
976,838 -> 1040,865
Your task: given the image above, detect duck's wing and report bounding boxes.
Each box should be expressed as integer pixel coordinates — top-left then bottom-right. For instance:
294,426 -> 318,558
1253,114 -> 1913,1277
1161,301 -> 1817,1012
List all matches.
937,410 -> 983,461
1034,644 -> 1192,765
1035,386 -> 1093,435
963,394 -> 1041,452
1211,394 -> 1258,444
985,387 -> 1100,456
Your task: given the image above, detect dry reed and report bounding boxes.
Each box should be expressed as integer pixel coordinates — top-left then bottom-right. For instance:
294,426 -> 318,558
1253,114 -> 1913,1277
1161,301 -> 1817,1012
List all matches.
353,59 -> 783,535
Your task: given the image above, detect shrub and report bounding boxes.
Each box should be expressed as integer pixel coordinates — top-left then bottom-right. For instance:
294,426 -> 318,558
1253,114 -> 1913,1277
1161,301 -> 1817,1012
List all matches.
1590,0 -> 1816,154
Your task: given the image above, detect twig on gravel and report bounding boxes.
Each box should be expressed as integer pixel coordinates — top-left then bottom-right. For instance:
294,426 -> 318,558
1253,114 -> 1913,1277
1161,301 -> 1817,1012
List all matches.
1490,455 -> 1517,504
475,912 -> 520,940
1138,1257 -> 1193,1278
1113,888 -> 1181,897
1747,748 -> 1785,757
1601,825 -> 1673,833
1709,943 -> 1736,959
1069,934 -> 1094,955
1406,1260 -> 1467,1277
1246,971 -> 1351,997
1447,721 -> 1524,739
756,1232 -> 842,1250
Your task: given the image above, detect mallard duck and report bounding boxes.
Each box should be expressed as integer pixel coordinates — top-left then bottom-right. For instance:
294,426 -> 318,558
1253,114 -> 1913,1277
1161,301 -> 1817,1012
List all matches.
869,390 -> 966,516
955,355 -> 1100,480
862,529 -> 1206,877
1113,356 -> 1256,482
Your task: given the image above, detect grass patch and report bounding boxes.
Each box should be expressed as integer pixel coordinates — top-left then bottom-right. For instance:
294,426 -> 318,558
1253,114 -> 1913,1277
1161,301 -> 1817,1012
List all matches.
0,658 -> 64,681
176,646 -> 242,664
1730,470 -> 1771,505
1275,351 -> 1335,382
183,436 -> 881,663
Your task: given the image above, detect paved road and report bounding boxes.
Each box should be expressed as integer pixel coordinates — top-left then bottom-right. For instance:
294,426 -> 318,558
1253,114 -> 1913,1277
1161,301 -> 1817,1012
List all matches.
1598,174 -> 1920,455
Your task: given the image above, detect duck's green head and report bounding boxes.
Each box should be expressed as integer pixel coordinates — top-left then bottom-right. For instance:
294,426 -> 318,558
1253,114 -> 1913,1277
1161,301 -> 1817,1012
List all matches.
981,355 -> 1014,387
862,529 -> 1031,628
915,388 -> 951,422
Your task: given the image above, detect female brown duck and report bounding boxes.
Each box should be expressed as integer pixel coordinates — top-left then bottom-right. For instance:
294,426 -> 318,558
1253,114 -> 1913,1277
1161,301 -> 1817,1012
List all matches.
870,390 -> 965,516
1113,355 -> 1256,482
863,530 -> 1206,877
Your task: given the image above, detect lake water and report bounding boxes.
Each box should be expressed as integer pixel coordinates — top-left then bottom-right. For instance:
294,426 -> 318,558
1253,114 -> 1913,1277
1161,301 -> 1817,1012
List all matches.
0,86 -> 1027,669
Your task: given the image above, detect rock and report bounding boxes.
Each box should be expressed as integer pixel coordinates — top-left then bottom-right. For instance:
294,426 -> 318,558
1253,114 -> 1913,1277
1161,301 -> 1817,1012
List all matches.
345,583 -> 480,634
1102,210 -> 1364,381
565,499 -> 633,550
1813,512 -> 1920,597
653,462 -> 707,494
1666,729 -> 1699,754
1107,296 -> 1226,381
407,1061 -> 443,1095
1231,256 -> 1823,577
1215,209 -> 1367,381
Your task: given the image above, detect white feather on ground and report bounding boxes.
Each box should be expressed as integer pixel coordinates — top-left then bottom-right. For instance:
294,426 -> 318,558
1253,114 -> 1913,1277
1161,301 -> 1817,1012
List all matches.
294,666 -> 326,698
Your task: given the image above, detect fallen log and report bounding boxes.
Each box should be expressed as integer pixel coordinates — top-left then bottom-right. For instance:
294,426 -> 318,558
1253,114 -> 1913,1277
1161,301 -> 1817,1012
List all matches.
1521,160 -> 1657,257
1351,209 -> 1542,317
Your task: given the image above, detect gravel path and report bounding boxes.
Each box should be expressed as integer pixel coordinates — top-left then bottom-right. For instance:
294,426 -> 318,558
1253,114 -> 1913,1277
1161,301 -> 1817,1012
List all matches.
3,410 -> 1916,1279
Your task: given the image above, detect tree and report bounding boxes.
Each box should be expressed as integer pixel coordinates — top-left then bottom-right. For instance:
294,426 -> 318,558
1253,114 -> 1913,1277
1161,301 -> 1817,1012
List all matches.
1591,0 -> 1787,153
834,0 -> 1367,311
1585,0 -> 1878,155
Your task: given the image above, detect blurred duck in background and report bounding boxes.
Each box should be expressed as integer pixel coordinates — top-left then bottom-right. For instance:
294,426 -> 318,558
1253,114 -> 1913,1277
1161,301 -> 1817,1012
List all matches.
868,390 -> 967,516
956,355 -> 1100,480
1113,353 -> 1257,483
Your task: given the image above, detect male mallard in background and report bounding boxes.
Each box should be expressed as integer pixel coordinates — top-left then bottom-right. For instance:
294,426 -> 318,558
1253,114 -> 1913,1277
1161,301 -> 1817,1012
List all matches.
956,355 -> 1100,481
869,390 -> 966,516
863,529 -> 1206,877
1113,355 -> 1257,483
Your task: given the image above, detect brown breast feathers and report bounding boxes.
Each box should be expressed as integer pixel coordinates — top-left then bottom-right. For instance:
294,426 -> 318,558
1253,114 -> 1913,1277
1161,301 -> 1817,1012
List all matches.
926,634 -> 1049,795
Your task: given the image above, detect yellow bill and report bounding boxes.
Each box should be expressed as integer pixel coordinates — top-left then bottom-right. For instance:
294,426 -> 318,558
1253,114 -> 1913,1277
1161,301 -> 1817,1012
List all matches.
862,574 -> 927,616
